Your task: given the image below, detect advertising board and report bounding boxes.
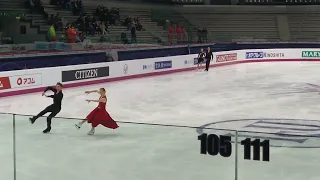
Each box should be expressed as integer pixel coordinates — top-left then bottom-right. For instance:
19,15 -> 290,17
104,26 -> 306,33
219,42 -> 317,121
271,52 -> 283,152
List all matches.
62,66 -> 110,82
9,73 -> 42,88
216,53 -> 237,62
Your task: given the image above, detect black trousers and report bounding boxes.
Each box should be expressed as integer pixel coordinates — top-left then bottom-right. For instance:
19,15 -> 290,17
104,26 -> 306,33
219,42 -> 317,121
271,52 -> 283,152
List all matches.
205,59 -> 211,71
33,104 -> 61,128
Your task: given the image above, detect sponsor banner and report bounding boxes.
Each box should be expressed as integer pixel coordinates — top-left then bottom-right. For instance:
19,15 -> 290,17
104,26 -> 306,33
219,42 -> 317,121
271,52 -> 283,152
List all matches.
9,73 -> 42,88
184,59 -> 195,65
35,42 -> 72,51
123,64 -> 128,75
0,45 -> 12,53
154,61 -> 172,70
216,53 -> 237,62
0,76 -> 11,90
142,64 -> 153,70
193,58 -> 207,65
301,51 -> 320,58
245,52 -> 284,59
62,66 -> 110,82
12,44 -> 26,52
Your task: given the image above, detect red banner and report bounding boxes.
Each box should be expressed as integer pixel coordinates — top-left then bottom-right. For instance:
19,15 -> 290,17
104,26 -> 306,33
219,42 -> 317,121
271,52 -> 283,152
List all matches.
0,77 -> 11,90
216,53 -> 237,62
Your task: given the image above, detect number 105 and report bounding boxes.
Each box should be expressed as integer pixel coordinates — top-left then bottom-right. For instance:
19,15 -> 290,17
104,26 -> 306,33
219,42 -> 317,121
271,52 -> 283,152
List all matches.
198,134 -> 232,157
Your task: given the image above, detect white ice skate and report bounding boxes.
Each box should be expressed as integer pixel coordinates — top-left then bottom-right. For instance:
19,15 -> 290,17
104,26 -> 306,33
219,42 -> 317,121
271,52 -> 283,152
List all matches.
87,129 -> 95,135
75,123 -> 82,130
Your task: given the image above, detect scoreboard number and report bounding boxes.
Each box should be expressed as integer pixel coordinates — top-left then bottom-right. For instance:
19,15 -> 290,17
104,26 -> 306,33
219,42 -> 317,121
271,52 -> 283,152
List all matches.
198,133 -> 270,162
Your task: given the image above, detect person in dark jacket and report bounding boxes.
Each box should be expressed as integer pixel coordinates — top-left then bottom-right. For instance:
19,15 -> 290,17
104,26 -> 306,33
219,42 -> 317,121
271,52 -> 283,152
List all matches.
29,82 -> 64,133
205,47 -> 213,71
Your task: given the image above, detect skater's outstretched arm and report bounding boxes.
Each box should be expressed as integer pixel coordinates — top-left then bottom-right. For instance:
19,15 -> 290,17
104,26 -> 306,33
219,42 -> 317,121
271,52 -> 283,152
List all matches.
86,97 -> 106,103
85,90 -> 98,94
44,86 -> 57,93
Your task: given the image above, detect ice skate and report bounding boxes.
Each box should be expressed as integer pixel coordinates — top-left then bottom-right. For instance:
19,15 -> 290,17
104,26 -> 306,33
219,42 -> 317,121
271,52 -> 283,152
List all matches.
29,117 -> 35,124
75,123 -> 82,130
43,127 -> 51,133
87,129 -> 95,135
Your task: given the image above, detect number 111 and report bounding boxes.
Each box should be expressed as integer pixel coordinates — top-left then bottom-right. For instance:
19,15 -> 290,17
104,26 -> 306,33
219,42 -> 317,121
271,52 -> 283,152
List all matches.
241,138 -> 270,161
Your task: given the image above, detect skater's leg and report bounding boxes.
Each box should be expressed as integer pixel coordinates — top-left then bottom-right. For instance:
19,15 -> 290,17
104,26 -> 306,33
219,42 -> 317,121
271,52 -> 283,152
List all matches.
75,119 -> 87,129
43,108 -> 60,133
87,122 -> 98,135
205,60 -> 210,71
29,105 -> 53,123
87,127 -> 95,135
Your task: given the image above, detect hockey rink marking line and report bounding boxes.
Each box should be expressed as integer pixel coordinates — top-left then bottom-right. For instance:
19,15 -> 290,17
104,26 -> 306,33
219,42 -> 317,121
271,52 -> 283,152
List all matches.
197,118 -> 320,148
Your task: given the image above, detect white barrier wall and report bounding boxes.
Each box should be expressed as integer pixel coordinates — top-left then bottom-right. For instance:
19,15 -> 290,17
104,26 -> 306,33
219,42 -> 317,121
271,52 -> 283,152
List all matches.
1,48 -> 320,96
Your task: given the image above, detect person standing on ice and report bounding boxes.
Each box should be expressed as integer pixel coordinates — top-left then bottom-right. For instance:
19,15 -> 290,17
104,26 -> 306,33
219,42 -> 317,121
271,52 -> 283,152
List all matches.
75,88 -> 119,135
29,82 -> 64,133
205,47 -> 213,71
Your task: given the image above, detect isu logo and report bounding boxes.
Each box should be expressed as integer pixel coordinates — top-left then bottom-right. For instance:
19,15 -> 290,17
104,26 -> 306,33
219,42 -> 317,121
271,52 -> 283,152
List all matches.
216,53 -> 237,62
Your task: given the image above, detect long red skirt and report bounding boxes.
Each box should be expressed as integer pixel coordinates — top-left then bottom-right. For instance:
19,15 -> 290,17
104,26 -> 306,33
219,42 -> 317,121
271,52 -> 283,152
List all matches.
86,107 -> 119,129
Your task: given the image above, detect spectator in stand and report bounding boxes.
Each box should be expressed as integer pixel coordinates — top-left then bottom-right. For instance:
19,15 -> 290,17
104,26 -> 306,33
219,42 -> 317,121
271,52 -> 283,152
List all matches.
28,0 -> 48,17
121,31 -> 128,44
135,17 -> 142,31
168,24 -> 174,44
110,7 -> 119,25
54,13 -> 63,30
131,24 -> 137,43
48,14 -> 55,25
77,32 -> 85,42
100,21 -> 107,35
71,0 -> 83,15
176,25 -> 182,43
75,15 -> 85,31
47,24 -> 56,41
95,5 -> 120,26
181,27 -> 187,43
66,0 -> 72,10
203,27 -> 208,42
66,24 -> 77,43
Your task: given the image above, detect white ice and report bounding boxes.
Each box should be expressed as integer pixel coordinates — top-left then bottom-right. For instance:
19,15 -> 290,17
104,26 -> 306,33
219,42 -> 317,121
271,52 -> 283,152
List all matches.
1,62 -> 320,180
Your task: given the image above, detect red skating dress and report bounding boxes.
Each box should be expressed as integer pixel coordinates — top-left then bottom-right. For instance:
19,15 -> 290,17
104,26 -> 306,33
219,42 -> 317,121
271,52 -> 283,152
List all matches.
86,96 -> 119,129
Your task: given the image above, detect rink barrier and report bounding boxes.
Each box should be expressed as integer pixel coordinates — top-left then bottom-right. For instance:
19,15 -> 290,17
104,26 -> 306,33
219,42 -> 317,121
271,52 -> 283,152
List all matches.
1,48 -> 320,97
2,58 -> 320,97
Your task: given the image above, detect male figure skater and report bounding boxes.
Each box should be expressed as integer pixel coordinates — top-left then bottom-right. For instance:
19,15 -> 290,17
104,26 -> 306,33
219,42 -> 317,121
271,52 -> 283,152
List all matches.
29,82 -> 64,133
205,47 -> 213,71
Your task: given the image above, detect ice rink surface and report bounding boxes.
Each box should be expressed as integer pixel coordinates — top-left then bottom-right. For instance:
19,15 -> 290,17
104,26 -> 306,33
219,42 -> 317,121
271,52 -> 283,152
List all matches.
1,61 -> 320,180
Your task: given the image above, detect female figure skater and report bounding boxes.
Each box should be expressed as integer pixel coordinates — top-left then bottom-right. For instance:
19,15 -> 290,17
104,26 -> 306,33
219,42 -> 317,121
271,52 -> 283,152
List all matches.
197,48 -> 205,69
75,88 -> 119,135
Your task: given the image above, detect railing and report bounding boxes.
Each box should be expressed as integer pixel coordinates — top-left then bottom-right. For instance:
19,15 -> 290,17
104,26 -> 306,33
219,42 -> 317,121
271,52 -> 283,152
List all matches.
1,113 -> 320,180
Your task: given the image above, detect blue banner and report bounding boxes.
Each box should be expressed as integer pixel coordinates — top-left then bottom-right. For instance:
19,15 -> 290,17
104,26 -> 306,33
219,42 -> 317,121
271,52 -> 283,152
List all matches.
35,42 -> 72,51
154,61 -> 172,70
246,52 -> 264,59
0,52 -> 106,71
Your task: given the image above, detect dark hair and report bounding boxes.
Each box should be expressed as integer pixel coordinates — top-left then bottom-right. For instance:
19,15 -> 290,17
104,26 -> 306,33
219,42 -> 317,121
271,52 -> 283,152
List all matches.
100,88 -> 106,92
56,82 -> 64,87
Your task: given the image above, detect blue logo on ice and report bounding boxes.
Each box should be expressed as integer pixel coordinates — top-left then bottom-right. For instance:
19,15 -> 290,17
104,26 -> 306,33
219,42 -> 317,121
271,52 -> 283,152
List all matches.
197,118 -> 320,148
246,52 -> 264,59
154,61 -> 172,70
